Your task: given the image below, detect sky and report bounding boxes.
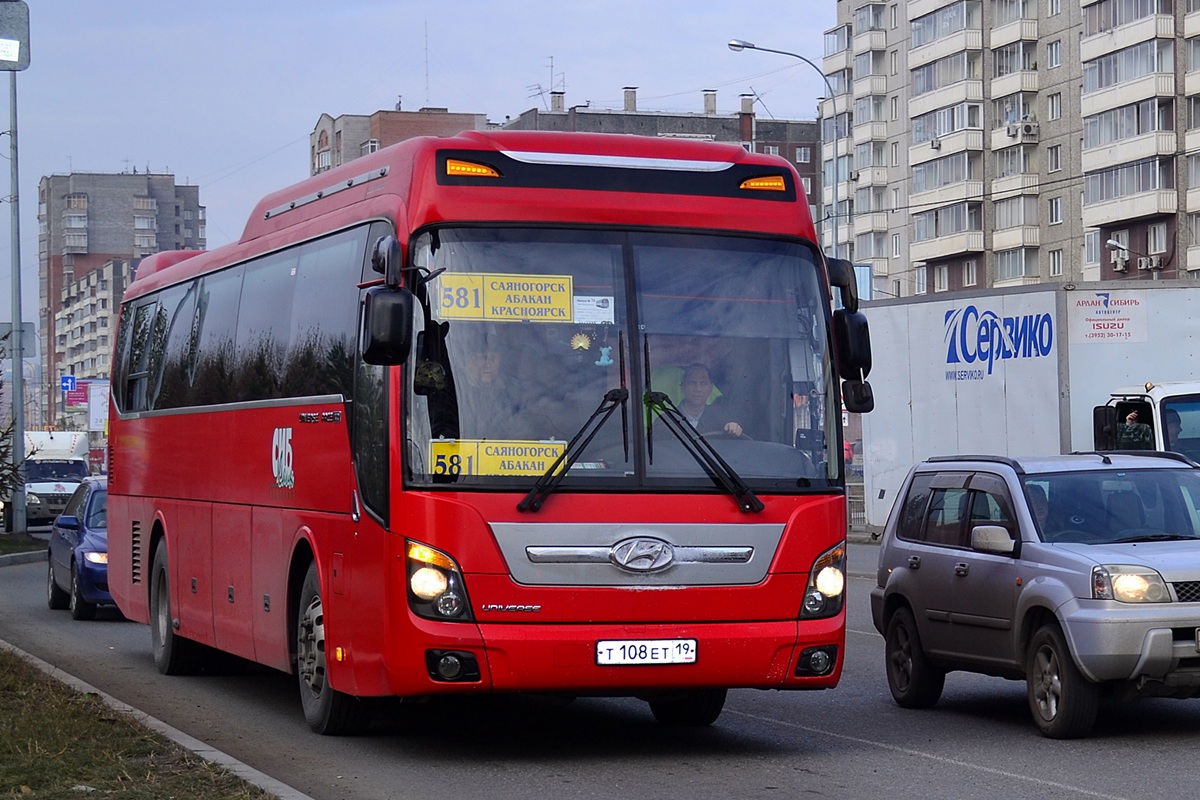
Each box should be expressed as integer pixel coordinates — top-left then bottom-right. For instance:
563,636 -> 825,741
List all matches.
0,0 -> 835,320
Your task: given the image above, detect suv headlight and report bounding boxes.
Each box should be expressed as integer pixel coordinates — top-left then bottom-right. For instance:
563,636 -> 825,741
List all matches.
800,542 -> 846,619
1092,564 -> 1170,603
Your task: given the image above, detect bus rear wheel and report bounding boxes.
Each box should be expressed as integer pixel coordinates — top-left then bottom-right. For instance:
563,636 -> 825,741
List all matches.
296,562 -> 369,735
647,688 -> 727,726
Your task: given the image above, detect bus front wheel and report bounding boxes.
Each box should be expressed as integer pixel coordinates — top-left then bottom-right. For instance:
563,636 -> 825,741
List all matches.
150,545 -> 203,674
296,562 -> 369,735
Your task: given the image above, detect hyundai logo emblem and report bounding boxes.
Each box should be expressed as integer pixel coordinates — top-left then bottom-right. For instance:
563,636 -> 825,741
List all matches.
610,537 -> 674,573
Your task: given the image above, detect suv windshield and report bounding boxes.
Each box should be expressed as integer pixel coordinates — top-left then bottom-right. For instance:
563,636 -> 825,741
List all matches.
404,228 -> 839,493
1022,467 -> 1200,544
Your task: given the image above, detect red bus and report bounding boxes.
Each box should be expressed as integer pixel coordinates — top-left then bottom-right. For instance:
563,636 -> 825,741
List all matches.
108,130 -> 873,734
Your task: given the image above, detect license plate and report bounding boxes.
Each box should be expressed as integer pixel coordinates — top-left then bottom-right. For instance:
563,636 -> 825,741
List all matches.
596,639 -> 697,665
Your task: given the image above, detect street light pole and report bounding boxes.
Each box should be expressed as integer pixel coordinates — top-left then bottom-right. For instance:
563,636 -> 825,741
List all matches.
728,38 -> 842,254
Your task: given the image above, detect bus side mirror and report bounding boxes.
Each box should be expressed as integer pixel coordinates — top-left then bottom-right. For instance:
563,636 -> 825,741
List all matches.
1093,405 -> 1116,450
834,308 -> 873,414
826,256 -> 859,314
371,235 -> 404,289
361,286 -> 415,365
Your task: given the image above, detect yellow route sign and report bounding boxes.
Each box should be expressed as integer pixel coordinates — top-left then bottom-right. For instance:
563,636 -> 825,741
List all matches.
430,439 -> 567,477
437,273 -> 573,322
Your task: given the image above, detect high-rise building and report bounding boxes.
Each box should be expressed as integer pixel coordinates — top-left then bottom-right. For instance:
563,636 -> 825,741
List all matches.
823,0 -> 1199,299
37,172 -> 203,424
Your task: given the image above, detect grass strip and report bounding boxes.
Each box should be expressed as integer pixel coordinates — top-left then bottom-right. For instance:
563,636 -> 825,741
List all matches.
0,648 -> 276,799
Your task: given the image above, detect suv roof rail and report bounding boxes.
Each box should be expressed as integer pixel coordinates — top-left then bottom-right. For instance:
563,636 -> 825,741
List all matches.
925,454 -> 1025,473
1073,450 -> 1198,467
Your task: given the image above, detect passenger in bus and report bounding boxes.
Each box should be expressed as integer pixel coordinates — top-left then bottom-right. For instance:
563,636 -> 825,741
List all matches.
678,363 -> 745,437
459,344 -> 554,440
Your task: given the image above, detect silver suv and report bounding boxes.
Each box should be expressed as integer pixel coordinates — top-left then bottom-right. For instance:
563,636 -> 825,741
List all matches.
870,452 -> 1200,738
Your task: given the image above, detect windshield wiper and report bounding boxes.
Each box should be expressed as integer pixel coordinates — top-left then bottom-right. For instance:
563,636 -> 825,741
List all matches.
1108,533 -> 1198,544
517,387 -> 629,513
644,391 -> 764,514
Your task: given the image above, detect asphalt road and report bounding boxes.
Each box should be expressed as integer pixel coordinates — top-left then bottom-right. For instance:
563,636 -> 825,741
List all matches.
2,544 -> 1199,800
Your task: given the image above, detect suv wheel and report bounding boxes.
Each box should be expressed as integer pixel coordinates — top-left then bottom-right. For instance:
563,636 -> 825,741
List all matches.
1026,623 -> 1098,739
885,606 -> 945,708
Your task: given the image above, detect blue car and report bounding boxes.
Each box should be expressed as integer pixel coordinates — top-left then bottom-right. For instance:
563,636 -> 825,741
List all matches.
47,476 -> 110,620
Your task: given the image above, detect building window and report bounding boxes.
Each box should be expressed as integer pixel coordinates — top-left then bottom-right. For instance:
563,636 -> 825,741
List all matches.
1049,0 -> 1060,14
1085,230 -> 1100,264
1148,221 -> 1168,254
1048,144 -> 1062,173
67,194 -> 88,210
891,233 -> 901,257
1047,40 -> 1062,68
1187,213 -> 1200,246
890,96 -> 899,120
890,141 -> 899,166
1049,197 -> 1063,224
134,234 -> 156,249
1049,249 -> 1063,277
62,213 -> 87,229
890,50 -> 898,75
361,139 -> 380,156
1048,93 -> 1062,121
802,176 -> 812,194
915,266 -> 927,295
963,259 -> 977,286
134,215 -> 156,230
796,146 -> 811,163
934,264 -> 948,292
762,145 -> 780,156
996,248 -> 1038,280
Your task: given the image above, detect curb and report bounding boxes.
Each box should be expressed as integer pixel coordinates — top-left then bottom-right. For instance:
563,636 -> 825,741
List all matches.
0,550 -> 46,567
0,637 -> 315,800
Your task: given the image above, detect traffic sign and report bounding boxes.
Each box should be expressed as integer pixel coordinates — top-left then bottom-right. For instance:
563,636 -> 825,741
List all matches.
60,375 -> 76,392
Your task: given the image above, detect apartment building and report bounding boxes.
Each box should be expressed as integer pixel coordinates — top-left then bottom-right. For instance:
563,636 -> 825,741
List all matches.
824,0 -> 1199,299
37,172 -> 203,424
310,105 -> 491,175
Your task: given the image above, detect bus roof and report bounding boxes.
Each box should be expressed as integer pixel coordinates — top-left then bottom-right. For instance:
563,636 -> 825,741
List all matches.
127,130 -> 816,300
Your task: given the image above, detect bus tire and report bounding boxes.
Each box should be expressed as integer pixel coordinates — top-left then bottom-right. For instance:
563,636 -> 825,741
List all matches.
150,544 -> 203,675
296,561 -> 368,735
648,688 -> 727,726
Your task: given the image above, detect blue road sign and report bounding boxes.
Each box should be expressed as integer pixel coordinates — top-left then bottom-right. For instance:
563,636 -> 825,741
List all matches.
60,375 -> 76,392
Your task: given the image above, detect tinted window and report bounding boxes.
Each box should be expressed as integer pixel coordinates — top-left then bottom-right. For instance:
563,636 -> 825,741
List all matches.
897,473 -> 934,541
924,487 -> 969,546
152,281 -> 197,410
191,265 -> 244,406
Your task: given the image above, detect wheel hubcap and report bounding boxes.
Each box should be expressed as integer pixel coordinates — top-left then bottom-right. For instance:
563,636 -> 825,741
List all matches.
297,595 -> 326,695
1033,646 -> 1062,720
890,626 -> 914,690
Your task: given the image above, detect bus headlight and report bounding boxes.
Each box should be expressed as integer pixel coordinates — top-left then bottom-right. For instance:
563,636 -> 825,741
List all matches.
800,542 -> 846,619
406,541 -> 472,621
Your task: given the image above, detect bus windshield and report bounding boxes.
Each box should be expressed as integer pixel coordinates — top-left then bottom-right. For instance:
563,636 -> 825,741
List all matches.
405,227 -> 839,492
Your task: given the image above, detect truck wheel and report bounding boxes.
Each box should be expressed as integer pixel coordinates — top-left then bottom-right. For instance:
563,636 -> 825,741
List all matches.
648,688 -> 727,726
47,556 -> 69,610
150,544 -> 203,674
1026,623 -> 1098,739
69,561 -> 97,620
296,561 -> 369,735
885,606 -> 945,708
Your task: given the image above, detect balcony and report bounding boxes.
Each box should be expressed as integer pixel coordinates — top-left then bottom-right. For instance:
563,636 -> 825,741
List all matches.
1081,130 -> 1175,174
992,226 -> 1041,251
853,212 -> 891,237
1081,15 -> 1174,63
853,75 -> 888,99
990,123 -> 1040,151
867,256 -> 890,278
1081,73 -> 1174,118
1082,190 -> 1177,228
1188,9 -> 1200,38
852,29 -> 887,55
990,70 -> 1039,100
852,120 -> 889,146
910,231 -> 985,262
908,29 -> 983,70
822,49 -> 851,76
991,19 -> 1038,50
990,173 -> 1041,199
856,166 -> 890,187
911,180 -> 984,209
1187,245 -> 1200,272
909,80 -> 983,118
909,128 -> 983,167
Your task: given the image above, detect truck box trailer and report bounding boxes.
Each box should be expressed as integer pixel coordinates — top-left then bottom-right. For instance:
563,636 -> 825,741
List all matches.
860,280 -> 1200,530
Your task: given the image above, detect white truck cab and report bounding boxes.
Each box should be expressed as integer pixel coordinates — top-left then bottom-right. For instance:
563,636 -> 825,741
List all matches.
2,431 -> 91,529
1093,381 -> 1200,461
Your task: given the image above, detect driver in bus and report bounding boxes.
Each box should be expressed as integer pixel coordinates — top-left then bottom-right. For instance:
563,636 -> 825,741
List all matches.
459,335 -> 554,441
678,363 -> 745,437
